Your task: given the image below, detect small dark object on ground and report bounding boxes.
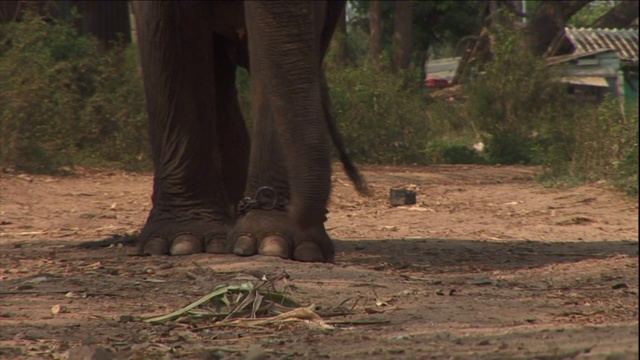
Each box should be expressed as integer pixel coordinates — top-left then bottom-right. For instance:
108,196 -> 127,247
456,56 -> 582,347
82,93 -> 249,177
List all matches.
389,188 -> 417,206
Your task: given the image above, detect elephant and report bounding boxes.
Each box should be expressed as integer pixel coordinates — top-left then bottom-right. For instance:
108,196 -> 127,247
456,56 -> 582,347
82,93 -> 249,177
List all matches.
131,1 -> 368,263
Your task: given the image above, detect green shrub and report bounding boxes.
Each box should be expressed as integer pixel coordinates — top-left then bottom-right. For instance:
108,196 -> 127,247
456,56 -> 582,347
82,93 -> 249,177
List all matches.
562,96 -> 638,195
0,10 -> 99,173
0,10 -> 150,173
462,23 -> 637,196
616,123 -> 638,195
424,139 -> 486,164
76,44 -> 149,170
466,23 -> 571,165
327,64 -> 431,164
420,97 -> 485,164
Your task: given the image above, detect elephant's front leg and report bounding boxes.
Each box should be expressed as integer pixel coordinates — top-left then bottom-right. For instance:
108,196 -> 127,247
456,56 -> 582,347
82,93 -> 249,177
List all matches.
228,1 -> 335,262
133,2 -> 236,255
227,70 -> 334,262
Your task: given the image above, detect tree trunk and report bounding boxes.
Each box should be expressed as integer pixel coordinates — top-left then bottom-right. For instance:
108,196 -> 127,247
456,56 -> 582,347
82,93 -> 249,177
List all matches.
0,1 -> 21,22
73,1 -> 131,48
525,0 -> 591,56
391,0 -> 415,72
591,0 -> 639,28
369,0 -> 382,68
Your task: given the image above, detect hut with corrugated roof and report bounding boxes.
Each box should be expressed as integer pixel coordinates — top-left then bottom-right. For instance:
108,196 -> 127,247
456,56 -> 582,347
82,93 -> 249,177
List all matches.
546,27 -> 638,102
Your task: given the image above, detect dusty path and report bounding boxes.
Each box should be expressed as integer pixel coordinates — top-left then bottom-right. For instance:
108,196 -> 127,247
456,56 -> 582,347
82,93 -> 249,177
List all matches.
0,164 -> 638,359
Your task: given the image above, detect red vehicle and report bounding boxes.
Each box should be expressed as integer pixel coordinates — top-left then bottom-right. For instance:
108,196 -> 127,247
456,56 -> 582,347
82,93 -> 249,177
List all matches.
424,74 -> 450,89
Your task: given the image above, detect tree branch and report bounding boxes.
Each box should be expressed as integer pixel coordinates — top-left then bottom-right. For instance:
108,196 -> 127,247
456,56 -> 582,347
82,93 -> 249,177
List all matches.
591,0 -> 639,29
525,0 -> 591,56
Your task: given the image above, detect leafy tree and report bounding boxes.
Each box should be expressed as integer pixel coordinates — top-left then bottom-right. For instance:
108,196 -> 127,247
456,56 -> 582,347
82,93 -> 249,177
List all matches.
524,1 -> 591,56
567,0 -> 615,27
589,0 -> 639,28
348,0 -> 481,67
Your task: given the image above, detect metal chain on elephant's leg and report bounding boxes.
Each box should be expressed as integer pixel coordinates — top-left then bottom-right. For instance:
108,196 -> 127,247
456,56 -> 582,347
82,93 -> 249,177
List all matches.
237,186 -> 286,215
237,186 -> 328,221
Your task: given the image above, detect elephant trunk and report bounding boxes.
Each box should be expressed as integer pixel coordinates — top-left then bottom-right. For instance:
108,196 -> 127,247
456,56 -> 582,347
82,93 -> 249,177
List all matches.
245,1 -> 331,229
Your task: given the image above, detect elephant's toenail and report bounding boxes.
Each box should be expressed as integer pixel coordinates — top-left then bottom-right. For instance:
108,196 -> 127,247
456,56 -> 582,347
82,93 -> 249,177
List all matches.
233,235 -> 257,256
206,236 -> 228,254
143,237 -> 170,255
170,234 -> 203,255
258,235 -> 289,259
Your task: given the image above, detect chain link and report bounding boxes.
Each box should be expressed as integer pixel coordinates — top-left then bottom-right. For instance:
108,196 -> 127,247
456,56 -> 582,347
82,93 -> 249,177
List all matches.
236,186 -> 329,222
237,186 -> 287,216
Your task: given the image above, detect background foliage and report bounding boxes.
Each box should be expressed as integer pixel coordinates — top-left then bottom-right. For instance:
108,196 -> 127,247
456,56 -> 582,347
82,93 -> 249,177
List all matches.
329,65 -> 430,164
0,5 -> 636,196
0,10 -> 148,173
347,1 -> 482,62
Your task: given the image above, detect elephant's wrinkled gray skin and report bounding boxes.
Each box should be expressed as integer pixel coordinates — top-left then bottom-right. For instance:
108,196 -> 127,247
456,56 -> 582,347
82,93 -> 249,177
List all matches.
131,1 -> 367,262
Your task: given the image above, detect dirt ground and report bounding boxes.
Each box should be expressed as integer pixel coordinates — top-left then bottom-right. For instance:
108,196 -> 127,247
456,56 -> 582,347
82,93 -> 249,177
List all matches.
0,164 -> 638,359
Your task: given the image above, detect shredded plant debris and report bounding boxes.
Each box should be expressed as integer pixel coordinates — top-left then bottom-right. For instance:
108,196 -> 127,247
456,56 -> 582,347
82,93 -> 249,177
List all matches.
143,271 -> 334,330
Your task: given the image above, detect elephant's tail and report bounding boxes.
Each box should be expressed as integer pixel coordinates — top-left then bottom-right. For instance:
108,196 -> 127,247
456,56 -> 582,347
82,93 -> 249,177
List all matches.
336,142 -> 372,197
321,71 -> 372,198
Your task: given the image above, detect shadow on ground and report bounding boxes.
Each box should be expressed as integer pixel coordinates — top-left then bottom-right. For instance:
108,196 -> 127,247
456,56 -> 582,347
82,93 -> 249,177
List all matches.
334,237 -> 639,272
3,235 -> 637,274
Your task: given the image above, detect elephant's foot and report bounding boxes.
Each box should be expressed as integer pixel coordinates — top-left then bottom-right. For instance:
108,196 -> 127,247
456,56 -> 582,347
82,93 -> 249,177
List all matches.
138,207 -> 232,256
228,209 -> 334,263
